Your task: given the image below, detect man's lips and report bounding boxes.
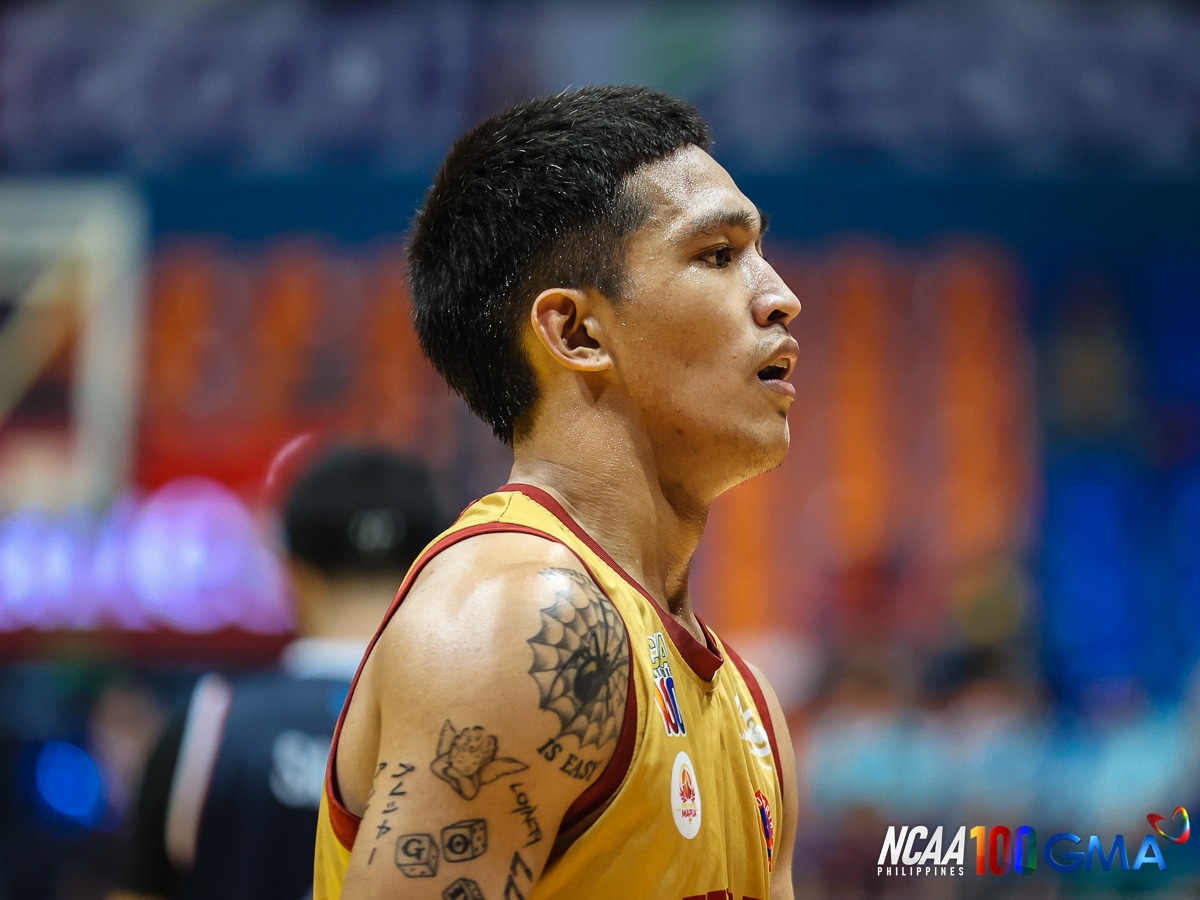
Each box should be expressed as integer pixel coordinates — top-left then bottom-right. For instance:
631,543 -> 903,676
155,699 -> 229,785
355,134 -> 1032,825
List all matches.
759,377 -> 796,399
756,336 -> 800,391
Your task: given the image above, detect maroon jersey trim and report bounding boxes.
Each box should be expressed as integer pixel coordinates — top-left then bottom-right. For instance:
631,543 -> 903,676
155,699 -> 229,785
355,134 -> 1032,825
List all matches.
499,483 -> 725,683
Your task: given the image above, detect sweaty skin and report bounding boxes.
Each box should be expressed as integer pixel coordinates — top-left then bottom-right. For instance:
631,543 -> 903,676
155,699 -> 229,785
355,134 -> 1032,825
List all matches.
335,145 -> 801,898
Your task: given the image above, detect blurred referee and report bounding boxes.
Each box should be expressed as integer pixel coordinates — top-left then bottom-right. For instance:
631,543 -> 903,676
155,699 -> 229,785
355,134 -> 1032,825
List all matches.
109,447 -> 448,900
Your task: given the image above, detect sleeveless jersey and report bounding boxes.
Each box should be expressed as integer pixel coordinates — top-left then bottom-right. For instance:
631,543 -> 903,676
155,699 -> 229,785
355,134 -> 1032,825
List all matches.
315,484 -> 784,900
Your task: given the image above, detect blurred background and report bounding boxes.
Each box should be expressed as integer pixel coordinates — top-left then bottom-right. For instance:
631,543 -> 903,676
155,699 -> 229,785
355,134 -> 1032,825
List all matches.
1,0 -> 1198,897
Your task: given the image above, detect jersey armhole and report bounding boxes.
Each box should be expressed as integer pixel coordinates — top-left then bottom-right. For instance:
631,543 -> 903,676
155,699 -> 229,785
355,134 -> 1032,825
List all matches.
724,645 -> 785,786
322,522 -> 638,850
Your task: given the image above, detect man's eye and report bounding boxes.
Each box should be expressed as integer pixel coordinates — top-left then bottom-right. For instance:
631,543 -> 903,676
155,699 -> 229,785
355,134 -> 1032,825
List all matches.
703,247 -> 734,268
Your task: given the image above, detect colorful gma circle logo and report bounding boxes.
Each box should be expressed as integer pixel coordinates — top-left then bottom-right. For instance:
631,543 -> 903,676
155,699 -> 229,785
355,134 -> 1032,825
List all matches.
877,806 -> 1191,877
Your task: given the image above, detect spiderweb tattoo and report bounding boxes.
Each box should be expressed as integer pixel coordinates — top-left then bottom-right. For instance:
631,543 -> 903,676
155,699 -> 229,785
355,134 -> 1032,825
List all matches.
526,568 -> 629,749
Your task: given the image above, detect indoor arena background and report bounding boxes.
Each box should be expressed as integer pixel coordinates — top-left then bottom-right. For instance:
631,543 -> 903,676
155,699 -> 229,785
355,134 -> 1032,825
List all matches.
1,2 -> 1199,898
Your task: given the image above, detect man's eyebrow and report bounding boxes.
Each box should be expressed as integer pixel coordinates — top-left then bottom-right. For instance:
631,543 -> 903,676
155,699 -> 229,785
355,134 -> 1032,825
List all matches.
678,205 -> 770,240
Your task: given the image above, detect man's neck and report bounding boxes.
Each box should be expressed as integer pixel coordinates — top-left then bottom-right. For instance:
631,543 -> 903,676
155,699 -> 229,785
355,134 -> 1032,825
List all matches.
508,440 -> 710,636
300,576 -> 403,642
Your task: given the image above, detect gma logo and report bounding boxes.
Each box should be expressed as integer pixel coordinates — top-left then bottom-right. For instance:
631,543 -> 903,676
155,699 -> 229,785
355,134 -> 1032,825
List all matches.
876,808 -> 1189,876
1046,807 -> 1190,874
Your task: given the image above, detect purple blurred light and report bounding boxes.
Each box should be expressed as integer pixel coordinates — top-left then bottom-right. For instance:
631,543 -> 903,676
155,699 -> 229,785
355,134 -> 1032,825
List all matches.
0,511 -> 48,629
128,477 -> 285,632
0,478 -> 292,634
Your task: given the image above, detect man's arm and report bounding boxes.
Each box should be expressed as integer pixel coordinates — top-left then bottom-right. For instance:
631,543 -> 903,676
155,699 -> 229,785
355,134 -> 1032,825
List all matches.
747,662 -> 799,900
337,534 -> 629,899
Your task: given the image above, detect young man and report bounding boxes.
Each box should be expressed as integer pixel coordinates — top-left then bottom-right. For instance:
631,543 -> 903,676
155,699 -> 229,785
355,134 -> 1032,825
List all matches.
112,447 -> 447,900
316,85 -> 801,899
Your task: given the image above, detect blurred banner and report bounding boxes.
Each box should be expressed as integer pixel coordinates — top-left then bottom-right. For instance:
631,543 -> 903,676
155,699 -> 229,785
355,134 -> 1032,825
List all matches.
1,2 -> 1198,177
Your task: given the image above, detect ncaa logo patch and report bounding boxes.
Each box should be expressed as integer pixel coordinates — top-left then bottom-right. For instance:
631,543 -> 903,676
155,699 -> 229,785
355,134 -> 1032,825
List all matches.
755,789 -> 775,871
671,751 -> 702,839
648,632 -> 686,736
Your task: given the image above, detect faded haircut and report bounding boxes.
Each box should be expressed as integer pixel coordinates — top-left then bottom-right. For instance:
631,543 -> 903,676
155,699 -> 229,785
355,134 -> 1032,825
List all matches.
408,85 -> 712,444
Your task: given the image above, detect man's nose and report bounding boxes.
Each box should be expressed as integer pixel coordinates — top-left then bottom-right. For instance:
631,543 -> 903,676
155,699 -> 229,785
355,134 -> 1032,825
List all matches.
752,262 -> 801,329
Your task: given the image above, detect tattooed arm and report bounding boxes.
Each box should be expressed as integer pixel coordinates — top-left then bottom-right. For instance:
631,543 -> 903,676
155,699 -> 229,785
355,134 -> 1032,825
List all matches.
335,533 -> 629,899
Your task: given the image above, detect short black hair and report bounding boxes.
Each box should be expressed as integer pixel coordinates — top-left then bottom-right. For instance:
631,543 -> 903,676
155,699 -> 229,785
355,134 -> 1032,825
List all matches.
283,447 -> 447,577
408,85 -> 713,444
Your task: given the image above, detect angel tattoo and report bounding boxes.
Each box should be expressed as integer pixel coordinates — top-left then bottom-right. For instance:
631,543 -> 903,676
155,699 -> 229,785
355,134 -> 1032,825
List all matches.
430,720 -> 529,800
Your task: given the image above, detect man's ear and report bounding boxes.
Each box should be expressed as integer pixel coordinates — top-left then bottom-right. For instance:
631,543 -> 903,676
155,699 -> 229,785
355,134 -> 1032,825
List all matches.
528,287 -> 613,373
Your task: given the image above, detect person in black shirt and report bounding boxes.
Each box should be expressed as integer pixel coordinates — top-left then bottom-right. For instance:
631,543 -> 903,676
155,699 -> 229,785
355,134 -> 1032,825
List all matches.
110,446 -> 448,900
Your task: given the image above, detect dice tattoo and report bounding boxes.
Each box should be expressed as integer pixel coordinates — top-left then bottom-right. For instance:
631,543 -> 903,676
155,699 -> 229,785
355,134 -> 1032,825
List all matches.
442,819 -> 488,862
394,833 -> 439,877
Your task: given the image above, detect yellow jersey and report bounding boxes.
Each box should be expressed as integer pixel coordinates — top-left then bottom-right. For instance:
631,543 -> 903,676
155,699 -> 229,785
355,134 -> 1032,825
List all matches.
315,484 -> 784,900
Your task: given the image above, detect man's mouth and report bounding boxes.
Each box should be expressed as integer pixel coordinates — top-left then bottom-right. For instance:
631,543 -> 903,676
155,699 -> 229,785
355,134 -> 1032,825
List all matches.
757,364 -> 788,382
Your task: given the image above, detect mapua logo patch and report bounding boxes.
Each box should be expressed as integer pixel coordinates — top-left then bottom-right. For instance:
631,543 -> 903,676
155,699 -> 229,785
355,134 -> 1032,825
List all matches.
671,751 -> 702,838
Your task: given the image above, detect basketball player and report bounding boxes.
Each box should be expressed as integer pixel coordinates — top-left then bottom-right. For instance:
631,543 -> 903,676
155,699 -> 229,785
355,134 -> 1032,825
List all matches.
316,86 -> 801,899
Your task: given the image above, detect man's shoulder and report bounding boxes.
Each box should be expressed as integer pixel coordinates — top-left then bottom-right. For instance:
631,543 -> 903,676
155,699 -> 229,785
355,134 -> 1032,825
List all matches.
365,530 -> 600,665
410,527 -> 589,603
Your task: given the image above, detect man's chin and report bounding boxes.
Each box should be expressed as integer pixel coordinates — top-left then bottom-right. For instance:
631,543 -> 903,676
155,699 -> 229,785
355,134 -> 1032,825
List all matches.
721,424 -> 790,491
761,427 -> 791,473
761,415 -> 791,460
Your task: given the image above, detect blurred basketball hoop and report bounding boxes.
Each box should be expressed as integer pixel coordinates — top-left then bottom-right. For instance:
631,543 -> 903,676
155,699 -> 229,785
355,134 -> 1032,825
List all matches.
0,182 -> 147,511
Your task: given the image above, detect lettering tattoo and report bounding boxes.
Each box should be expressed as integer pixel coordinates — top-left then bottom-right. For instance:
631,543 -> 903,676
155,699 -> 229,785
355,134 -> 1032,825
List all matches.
558,752 -> 599,781
504,851 -> 533,900
443,879 -> 485,900
395,832 -> 439,878
368,761 -> 415,856
537,738 -> 599,780
509,782 -> 543,847
389,761 -> 417,797
527,568 -> 630,750
431,720 -> 529,800
536,736 -> 563,762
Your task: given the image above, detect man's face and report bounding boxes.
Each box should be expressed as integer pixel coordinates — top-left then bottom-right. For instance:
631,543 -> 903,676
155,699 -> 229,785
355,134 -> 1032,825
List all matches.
595,145 -> 801,496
